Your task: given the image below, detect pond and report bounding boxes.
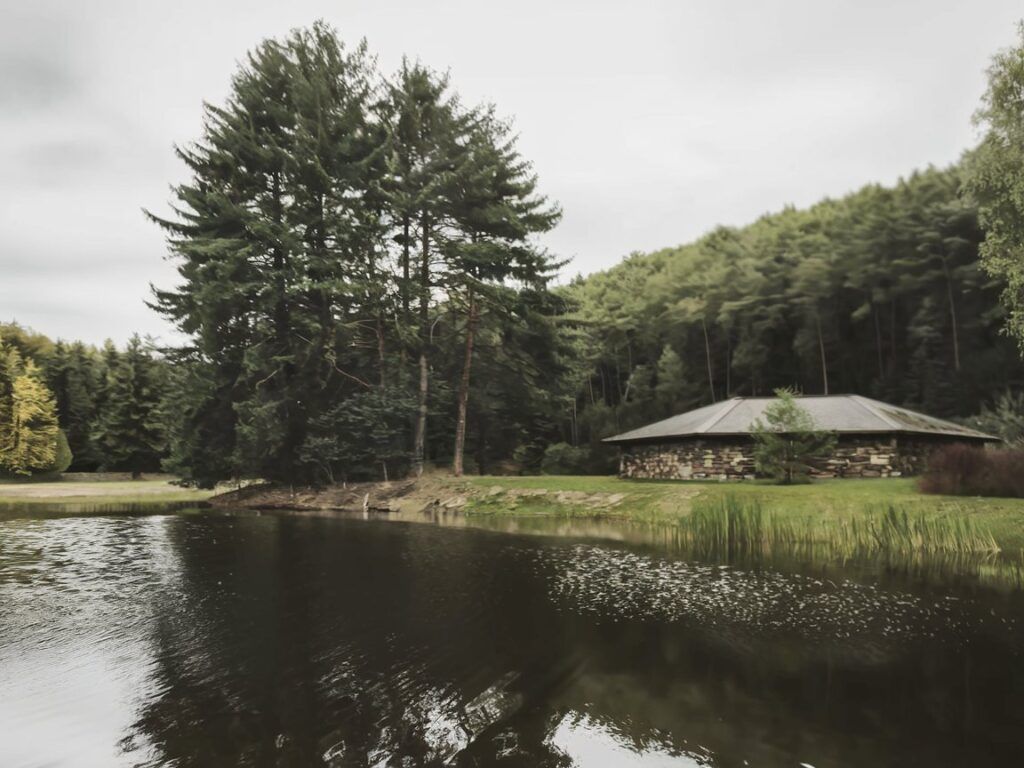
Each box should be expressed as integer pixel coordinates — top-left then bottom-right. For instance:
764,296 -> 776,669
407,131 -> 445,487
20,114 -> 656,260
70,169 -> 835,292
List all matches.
1,507 -> 1023,767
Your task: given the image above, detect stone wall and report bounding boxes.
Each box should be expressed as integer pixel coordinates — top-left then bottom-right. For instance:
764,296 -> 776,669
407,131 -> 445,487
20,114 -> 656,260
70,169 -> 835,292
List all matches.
619,440 -> 756,481
619,436 -> 942,480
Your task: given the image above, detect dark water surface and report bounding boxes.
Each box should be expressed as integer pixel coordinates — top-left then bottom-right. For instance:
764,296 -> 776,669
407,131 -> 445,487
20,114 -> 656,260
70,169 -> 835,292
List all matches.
2,510 -> 1023,767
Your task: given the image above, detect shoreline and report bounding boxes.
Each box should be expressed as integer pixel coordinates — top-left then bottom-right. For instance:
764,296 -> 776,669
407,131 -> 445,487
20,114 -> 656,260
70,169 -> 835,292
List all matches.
4,474 -> 1024,556
210,475 -> 1024,555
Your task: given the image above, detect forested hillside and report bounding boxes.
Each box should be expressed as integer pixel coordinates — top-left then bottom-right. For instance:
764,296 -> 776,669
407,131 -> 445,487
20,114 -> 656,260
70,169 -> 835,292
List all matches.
561,164 -> 1024,471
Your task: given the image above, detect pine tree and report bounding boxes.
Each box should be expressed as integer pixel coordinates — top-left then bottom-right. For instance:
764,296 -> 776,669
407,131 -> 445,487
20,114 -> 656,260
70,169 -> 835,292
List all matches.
46,340 -> 100,470
150,23 -> 386,484
750,389 -> 836,484
446,111 -> 561,476
384,62 -> 474,476
94,336 -> 164,477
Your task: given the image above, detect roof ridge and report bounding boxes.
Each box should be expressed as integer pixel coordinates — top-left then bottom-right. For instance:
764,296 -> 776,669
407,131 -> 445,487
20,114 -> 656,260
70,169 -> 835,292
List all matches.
848,395 -> 901,430
695,397 -> 744,434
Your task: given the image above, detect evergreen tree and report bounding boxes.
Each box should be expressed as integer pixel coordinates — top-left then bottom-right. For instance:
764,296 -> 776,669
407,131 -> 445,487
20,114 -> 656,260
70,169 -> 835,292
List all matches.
750,389 -> 836,484
446,111 -> 561,476
383,62 -> 474,476
94,336 -> 164,477
150,23 -> 387,484
46,340 -> 100,470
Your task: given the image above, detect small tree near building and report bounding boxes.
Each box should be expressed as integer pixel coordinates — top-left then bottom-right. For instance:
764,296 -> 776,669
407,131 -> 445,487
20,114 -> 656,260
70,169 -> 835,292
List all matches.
751,389 -> 836,484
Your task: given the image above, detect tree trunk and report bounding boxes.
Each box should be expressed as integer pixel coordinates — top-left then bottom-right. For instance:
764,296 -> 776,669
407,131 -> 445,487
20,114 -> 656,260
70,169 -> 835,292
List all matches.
376,314 -> 386,389
476,416 -> 488,475
270,171 -> 298,474
942,259 -> 961,371
816,310 -> 829,395
571,398 -> 578,447
412,214 -> 431,477
452,288 -> 478,477
889,297 -> 898,370
271,172 -> 290,353
401,216 -> 411,320
725,331 -> 732,397
701,318 -> 716,403
873,305 -> 884,378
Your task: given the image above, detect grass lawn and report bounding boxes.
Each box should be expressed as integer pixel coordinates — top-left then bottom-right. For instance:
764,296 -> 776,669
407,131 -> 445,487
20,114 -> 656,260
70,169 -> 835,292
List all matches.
459,475 -> 1024,554
0,479 -> 215,508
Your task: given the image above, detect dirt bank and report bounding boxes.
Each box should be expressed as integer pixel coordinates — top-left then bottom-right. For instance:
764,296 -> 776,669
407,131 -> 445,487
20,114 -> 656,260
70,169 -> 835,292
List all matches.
209,477 -> 445,514
207,475 -> 638,517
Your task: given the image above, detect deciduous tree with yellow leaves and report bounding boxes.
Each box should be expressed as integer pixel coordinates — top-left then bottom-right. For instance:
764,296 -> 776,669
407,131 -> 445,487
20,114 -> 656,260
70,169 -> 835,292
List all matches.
0,343 -> 62,476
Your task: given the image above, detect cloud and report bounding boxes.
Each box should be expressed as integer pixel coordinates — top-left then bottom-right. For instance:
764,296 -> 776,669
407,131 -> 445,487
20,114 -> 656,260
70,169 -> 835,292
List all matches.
0,4 -> 79,114
0,0 -> 1022,345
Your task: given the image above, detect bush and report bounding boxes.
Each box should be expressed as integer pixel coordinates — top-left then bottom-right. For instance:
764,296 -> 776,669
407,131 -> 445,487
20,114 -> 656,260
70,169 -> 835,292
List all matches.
540,442 -> 591,475
919,444 -> 1024,498
47,430 -> 74,473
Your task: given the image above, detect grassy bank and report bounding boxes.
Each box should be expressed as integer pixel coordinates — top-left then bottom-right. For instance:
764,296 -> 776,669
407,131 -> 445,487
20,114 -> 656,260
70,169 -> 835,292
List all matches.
8,473 -> 1021,559
0,479 -> 216,508
457,476 -> 1024,554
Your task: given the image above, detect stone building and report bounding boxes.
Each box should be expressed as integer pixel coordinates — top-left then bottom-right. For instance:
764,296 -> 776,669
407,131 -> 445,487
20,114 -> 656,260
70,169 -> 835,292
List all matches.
603,395 -> 998,480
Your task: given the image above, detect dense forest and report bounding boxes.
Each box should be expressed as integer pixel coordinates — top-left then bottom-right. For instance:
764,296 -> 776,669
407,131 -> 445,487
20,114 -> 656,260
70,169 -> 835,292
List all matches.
0,324 -> 165,476
564,164 -> 1024,471
5,22 -> 1024,484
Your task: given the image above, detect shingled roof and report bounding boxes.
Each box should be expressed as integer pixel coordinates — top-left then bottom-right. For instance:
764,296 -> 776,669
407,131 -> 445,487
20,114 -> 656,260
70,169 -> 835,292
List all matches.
603,395 -> 999,445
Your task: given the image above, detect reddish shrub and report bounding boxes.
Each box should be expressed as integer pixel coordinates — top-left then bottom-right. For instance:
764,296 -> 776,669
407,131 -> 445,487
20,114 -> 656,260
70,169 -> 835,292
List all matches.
983,450 -> 1024,498
919,444 -> 1024,498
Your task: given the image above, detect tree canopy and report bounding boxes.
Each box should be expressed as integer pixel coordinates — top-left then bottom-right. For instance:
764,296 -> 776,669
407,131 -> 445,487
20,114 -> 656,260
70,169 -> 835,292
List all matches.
148,23 -> 561,486
966,22 -> 1024,352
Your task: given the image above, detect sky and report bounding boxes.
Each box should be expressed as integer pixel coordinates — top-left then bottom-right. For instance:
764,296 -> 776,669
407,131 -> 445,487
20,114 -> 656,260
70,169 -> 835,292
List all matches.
1,0 -> 1021,346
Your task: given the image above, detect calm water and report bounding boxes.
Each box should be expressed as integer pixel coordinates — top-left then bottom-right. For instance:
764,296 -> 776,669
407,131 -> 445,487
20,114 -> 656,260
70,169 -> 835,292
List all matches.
2,509 -> 1024,767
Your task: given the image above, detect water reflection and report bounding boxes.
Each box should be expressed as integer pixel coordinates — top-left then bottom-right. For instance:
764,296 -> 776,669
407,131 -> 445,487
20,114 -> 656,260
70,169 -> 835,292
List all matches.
1,511 -> 1023,766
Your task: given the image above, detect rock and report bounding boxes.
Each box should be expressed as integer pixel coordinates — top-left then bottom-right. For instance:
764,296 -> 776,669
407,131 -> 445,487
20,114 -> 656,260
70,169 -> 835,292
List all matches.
554,490 -> 587,502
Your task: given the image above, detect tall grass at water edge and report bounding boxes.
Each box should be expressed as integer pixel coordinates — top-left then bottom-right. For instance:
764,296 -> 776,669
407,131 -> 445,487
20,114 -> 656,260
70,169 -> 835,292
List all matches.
681,495 -> 1000,558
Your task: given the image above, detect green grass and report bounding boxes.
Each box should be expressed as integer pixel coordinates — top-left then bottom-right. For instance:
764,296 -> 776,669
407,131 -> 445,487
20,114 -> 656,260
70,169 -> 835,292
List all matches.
0,479 -> 215,509
458,475 -> 1024,554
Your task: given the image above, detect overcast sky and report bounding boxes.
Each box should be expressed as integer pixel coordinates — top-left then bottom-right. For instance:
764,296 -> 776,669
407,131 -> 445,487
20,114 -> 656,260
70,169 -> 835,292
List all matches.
1,0 -> 1021,345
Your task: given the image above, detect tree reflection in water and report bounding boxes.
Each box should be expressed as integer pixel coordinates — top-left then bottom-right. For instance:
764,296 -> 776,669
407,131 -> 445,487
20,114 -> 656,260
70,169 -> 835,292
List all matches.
2,512 -> 1023,767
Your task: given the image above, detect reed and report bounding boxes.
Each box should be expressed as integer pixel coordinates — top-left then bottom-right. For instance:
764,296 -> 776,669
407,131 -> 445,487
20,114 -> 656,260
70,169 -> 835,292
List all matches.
680,495 -> 1000,558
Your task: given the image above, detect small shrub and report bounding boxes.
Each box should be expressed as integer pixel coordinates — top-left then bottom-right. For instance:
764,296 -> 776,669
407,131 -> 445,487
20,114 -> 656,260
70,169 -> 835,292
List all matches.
919,444 -> 1024,498
47,430 -> 74,473
751,388 -> 836,484
981,450 -> 1024,497
540,442 -> 591,475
